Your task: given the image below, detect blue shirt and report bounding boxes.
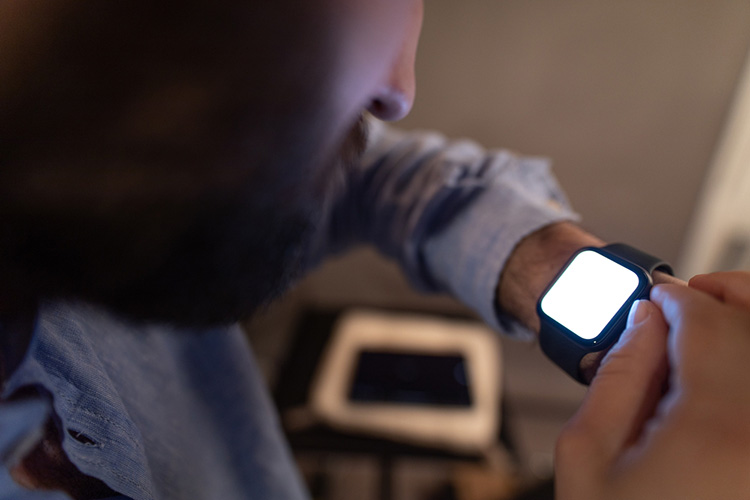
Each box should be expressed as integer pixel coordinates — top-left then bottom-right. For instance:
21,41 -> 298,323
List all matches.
0,122 -> 577,499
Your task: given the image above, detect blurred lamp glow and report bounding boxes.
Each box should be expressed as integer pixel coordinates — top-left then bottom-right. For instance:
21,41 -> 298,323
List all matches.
540,251 -> 640,340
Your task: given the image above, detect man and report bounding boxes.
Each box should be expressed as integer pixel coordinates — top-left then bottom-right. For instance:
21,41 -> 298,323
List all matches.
0,1 -> 740,499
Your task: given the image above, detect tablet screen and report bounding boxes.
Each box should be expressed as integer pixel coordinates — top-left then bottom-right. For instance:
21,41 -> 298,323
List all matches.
348,351 -> 472,407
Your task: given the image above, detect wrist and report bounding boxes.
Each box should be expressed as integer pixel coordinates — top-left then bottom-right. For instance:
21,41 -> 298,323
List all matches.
496,222 -> 605,334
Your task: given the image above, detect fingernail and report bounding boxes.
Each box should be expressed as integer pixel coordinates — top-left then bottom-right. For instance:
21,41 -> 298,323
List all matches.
627,300 -> 650,328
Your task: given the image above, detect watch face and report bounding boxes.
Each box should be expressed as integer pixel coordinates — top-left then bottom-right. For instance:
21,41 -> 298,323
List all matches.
539,249 -> 649,343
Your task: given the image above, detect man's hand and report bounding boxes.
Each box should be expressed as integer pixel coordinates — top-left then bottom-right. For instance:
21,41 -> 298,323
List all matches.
555,271 -> 750,500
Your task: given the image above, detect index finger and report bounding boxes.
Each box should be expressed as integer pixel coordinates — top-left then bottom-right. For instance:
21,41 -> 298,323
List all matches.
653,270 -> 687,287
688,271 -> 750,309
650,283 -> 750,389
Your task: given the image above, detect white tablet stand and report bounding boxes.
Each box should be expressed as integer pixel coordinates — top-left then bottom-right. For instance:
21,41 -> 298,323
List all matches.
307,309 -> 502,454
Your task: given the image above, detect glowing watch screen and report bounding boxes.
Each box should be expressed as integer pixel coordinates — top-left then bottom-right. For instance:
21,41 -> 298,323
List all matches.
540,250 -> 641,340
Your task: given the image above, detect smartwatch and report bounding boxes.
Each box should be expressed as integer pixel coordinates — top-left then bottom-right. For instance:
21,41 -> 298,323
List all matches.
537,243 -> 673,384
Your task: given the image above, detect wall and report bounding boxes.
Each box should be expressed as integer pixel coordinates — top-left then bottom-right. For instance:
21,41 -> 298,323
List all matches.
399,0 -> 750,271
681,51 -> 750,275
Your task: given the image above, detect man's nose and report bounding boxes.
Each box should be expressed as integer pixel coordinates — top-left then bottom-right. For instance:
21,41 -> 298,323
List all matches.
368,4 -> 422,122
367,58 -> 416,121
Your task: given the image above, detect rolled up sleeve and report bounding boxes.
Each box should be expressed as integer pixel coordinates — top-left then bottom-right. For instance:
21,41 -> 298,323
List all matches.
311,119 -> 579,339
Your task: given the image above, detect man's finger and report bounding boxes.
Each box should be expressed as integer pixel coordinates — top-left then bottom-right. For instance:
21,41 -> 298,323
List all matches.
653,270 -> 687,287
564,300 -> 669,457
688,271 -> 750,309
650,283 -> 711,331
651,282 -> 750,392
650,283 -> 725,361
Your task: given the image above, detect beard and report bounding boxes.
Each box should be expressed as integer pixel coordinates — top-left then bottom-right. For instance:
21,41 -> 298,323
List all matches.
0,116 -> 369,327
109,115 -> 370,326
0,0 -> 374,327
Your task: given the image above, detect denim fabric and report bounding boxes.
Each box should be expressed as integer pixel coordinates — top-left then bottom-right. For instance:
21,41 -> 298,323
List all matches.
2,303 -> 309,500
0,124 -> 576,498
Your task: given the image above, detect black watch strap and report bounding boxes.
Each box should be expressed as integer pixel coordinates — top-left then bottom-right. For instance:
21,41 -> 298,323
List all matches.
539,243 -> 673,384
539,321 -> 595,384
602,243 -> 674,276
